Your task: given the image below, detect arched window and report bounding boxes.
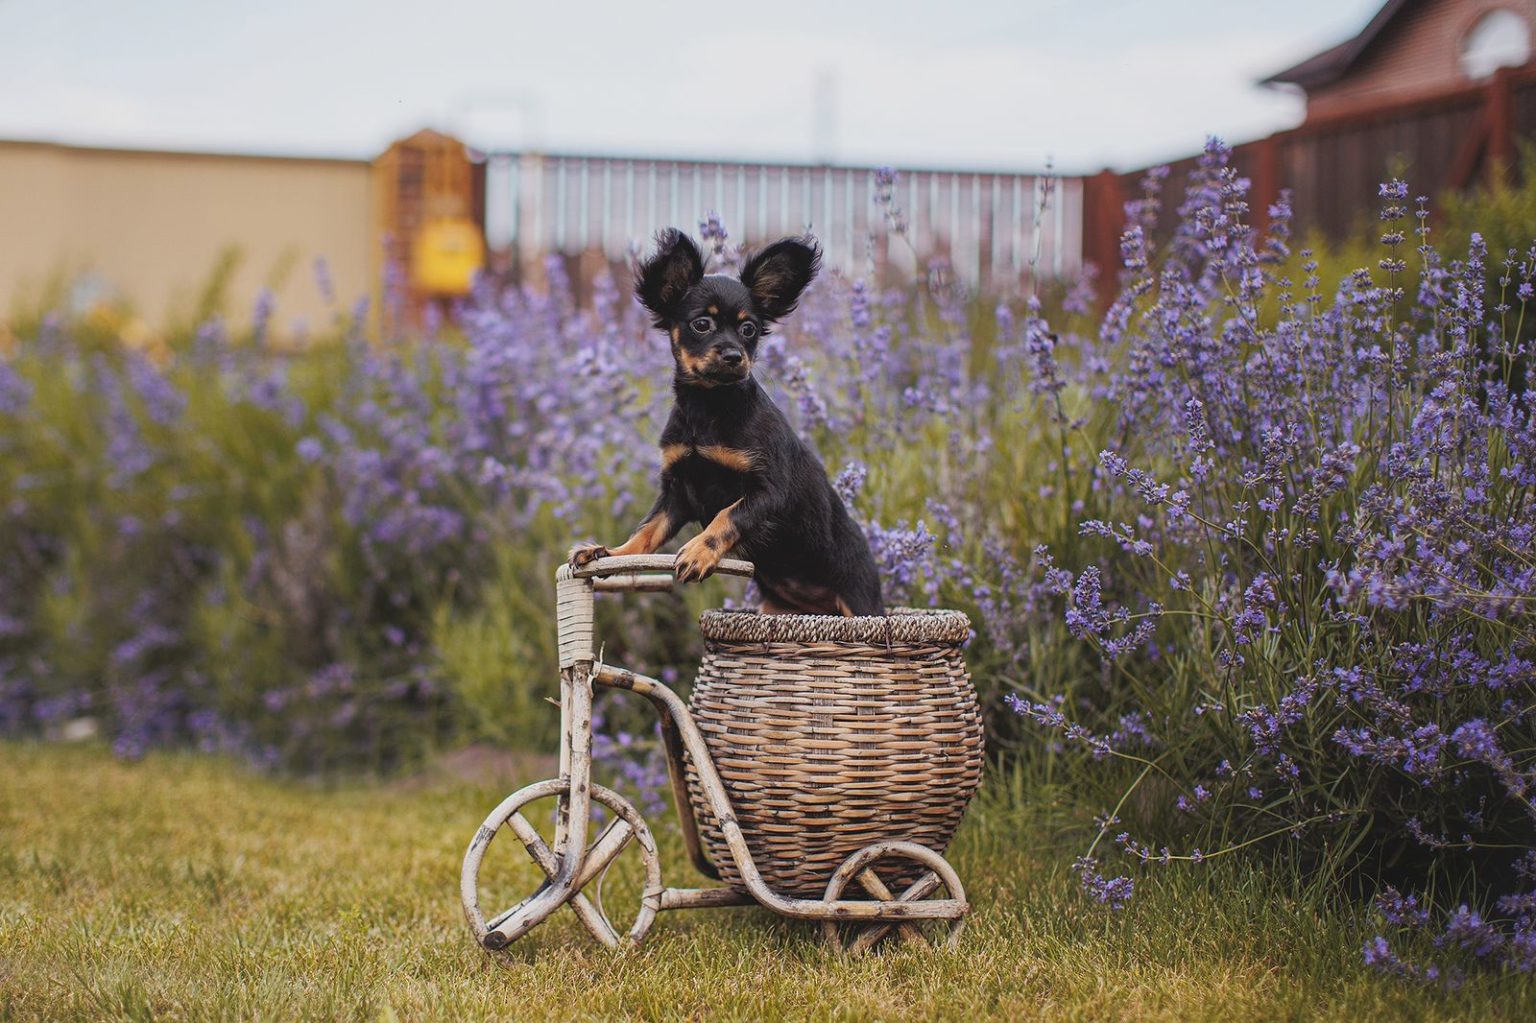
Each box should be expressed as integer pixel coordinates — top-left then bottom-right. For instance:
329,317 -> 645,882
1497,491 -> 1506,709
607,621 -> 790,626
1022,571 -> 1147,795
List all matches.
1461,9 -> 1533,80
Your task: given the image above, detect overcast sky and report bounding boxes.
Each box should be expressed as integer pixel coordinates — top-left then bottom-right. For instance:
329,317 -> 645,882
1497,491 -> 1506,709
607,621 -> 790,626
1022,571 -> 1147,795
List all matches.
0,0 -> 1387,173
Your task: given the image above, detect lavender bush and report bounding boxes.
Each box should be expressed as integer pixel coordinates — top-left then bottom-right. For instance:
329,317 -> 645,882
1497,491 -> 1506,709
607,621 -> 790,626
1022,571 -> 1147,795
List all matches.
1011,141 -> 1535,978
2,144 -> 1532,975
0,223 -> 1064,775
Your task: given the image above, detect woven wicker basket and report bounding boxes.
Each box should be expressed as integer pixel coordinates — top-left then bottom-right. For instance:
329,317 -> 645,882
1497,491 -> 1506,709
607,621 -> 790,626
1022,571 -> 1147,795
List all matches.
684,608 -> 984,897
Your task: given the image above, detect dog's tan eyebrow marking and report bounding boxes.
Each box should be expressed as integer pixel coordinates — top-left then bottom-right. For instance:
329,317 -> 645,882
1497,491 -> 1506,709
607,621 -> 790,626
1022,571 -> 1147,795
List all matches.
736,310 -> 748,321
661,443 -> 691,470
697,445 -> 755,473
707,304 -> 719,316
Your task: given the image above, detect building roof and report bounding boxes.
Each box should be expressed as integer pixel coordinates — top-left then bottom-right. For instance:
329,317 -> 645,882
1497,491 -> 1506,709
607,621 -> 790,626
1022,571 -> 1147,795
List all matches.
1262,0 -> 1414,88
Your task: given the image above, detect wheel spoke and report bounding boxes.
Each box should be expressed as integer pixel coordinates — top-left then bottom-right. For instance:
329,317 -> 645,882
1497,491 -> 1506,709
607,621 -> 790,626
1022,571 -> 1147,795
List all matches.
506,812 -> 558,875
505,812 -> 634,893
485,880 -> 550,933
504,808 -> 621,947
848,919 -> 929,954
846,868 -> 943,952
506,813 -> 542,857
464,779 -> 663,952
897,871 -> 945,902
571,820 -> 636,892
855,868 -> 895,900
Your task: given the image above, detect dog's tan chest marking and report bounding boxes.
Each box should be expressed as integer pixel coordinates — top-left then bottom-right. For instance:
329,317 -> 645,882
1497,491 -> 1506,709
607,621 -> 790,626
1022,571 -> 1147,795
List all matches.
661,443 -> 691,471
699,445 -> 755,472
659,443 -> 755,474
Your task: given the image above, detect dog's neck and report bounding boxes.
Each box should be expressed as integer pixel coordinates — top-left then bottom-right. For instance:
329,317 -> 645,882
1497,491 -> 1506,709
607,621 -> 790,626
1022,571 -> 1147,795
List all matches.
671,375 -> 762,434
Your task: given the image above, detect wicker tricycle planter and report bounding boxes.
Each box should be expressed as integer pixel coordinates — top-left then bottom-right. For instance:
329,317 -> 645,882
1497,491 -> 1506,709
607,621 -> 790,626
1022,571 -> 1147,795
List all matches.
460,554 -> 984,953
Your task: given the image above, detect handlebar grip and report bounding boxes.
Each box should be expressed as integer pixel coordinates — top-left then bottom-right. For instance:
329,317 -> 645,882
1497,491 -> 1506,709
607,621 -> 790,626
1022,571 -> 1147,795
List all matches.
592,574 -> 676,593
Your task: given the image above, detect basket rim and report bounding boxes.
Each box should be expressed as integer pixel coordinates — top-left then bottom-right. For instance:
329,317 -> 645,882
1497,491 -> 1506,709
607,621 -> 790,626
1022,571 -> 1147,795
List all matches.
698,606 -> 971,645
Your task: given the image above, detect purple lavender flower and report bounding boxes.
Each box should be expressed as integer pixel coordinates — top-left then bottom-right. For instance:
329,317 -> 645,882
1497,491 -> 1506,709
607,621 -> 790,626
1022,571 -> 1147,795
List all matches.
1071,856 -> 1134,909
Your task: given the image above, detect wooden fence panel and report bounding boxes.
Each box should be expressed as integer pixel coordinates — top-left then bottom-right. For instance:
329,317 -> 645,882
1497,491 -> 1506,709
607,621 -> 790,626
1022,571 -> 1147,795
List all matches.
1097,66 -> 1536,284
485,152 -> 1075,291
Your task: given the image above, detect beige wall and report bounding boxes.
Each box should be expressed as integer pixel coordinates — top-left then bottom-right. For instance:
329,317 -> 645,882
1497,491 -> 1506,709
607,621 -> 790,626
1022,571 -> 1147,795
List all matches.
0,139 -> 375,336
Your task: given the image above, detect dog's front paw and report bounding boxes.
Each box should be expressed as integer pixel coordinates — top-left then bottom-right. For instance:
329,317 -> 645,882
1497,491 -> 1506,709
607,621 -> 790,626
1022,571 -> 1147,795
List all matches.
673,534 -> 724,583
568,542 -> 610,569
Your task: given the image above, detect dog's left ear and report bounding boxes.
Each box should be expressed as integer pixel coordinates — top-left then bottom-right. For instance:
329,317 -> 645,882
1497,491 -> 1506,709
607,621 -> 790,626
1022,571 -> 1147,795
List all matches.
636,229 -> 705,326
740,236 -> 820,322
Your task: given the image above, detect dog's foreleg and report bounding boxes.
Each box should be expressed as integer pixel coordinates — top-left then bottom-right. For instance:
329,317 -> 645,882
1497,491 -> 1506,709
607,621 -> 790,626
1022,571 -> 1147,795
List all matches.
673,482 -> 791,583
673,499 -> 742,582
568,481 -> 687,567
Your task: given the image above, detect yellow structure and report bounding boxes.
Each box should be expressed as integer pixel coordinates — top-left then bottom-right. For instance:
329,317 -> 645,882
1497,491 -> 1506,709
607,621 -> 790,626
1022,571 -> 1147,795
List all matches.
0,139 -> 376,336
0,129 -> 485,337
372,129 -> 485,320
412,217 -> 485,295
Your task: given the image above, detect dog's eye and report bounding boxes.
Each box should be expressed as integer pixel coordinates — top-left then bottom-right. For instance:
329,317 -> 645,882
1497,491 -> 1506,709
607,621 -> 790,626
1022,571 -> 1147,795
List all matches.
690,316 -> 714,334
738,322 -> 758,339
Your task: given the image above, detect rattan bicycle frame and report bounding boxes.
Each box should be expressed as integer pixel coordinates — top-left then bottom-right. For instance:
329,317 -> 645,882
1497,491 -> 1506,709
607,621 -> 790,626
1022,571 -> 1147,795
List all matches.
460,554 -> 970,953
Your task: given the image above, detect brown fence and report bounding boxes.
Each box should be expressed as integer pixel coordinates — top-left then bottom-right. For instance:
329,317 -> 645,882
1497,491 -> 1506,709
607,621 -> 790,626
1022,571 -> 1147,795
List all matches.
1084,64 -> 1536,275
366,69 -> 1536,322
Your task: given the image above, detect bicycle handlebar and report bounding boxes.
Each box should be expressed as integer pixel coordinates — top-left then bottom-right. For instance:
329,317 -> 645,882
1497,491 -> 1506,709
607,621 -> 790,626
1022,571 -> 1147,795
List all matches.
566,553 -> 755,583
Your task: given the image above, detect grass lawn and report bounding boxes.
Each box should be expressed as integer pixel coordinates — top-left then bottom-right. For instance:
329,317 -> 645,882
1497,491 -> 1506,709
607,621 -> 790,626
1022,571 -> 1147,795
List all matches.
0,742 -> 1531,1022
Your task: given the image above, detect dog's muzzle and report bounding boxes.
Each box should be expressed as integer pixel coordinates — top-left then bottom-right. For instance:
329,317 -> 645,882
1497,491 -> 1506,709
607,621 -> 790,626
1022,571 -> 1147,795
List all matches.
709,344 -> 749,380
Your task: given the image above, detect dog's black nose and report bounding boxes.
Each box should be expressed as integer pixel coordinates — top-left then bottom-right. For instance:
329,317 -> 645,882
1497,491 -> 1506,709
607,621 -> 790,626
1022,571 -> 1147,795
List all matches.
719,348 -> 744,366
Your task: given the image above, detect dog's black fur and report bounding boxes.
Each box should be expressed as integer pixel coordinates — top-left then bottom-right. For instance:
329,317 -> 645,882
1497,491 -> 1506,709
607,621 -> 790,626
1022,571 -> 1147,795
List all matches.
568,229 -> 883,616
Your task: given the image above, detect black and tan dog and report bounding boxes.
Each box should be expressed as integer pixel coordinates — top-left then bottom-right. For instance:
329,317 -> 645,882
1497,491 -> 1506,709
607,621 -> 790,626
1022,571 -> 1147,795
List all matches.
568,229 -> 883,616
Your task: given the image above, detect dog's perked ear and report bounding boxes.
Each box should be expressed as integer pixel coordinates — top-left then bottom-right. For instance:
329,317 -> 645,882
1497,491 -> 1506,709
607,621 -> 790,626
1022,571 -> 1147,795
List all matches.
636,229 -> 705,326
739,236 -> 821,323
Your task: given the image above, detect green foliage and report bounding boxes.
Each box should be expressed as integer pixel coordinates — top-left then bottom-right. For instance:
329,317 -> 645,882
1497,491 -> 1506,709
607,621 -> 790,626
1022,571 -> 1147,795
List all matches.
1443,145 -> 1536,271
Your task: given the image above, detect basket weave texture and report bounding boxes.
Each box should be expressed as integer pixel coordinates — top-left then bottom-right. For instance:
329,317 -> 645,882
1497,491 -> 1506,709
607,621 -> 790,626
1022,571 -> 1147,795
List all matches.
685,608 -> 984,896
